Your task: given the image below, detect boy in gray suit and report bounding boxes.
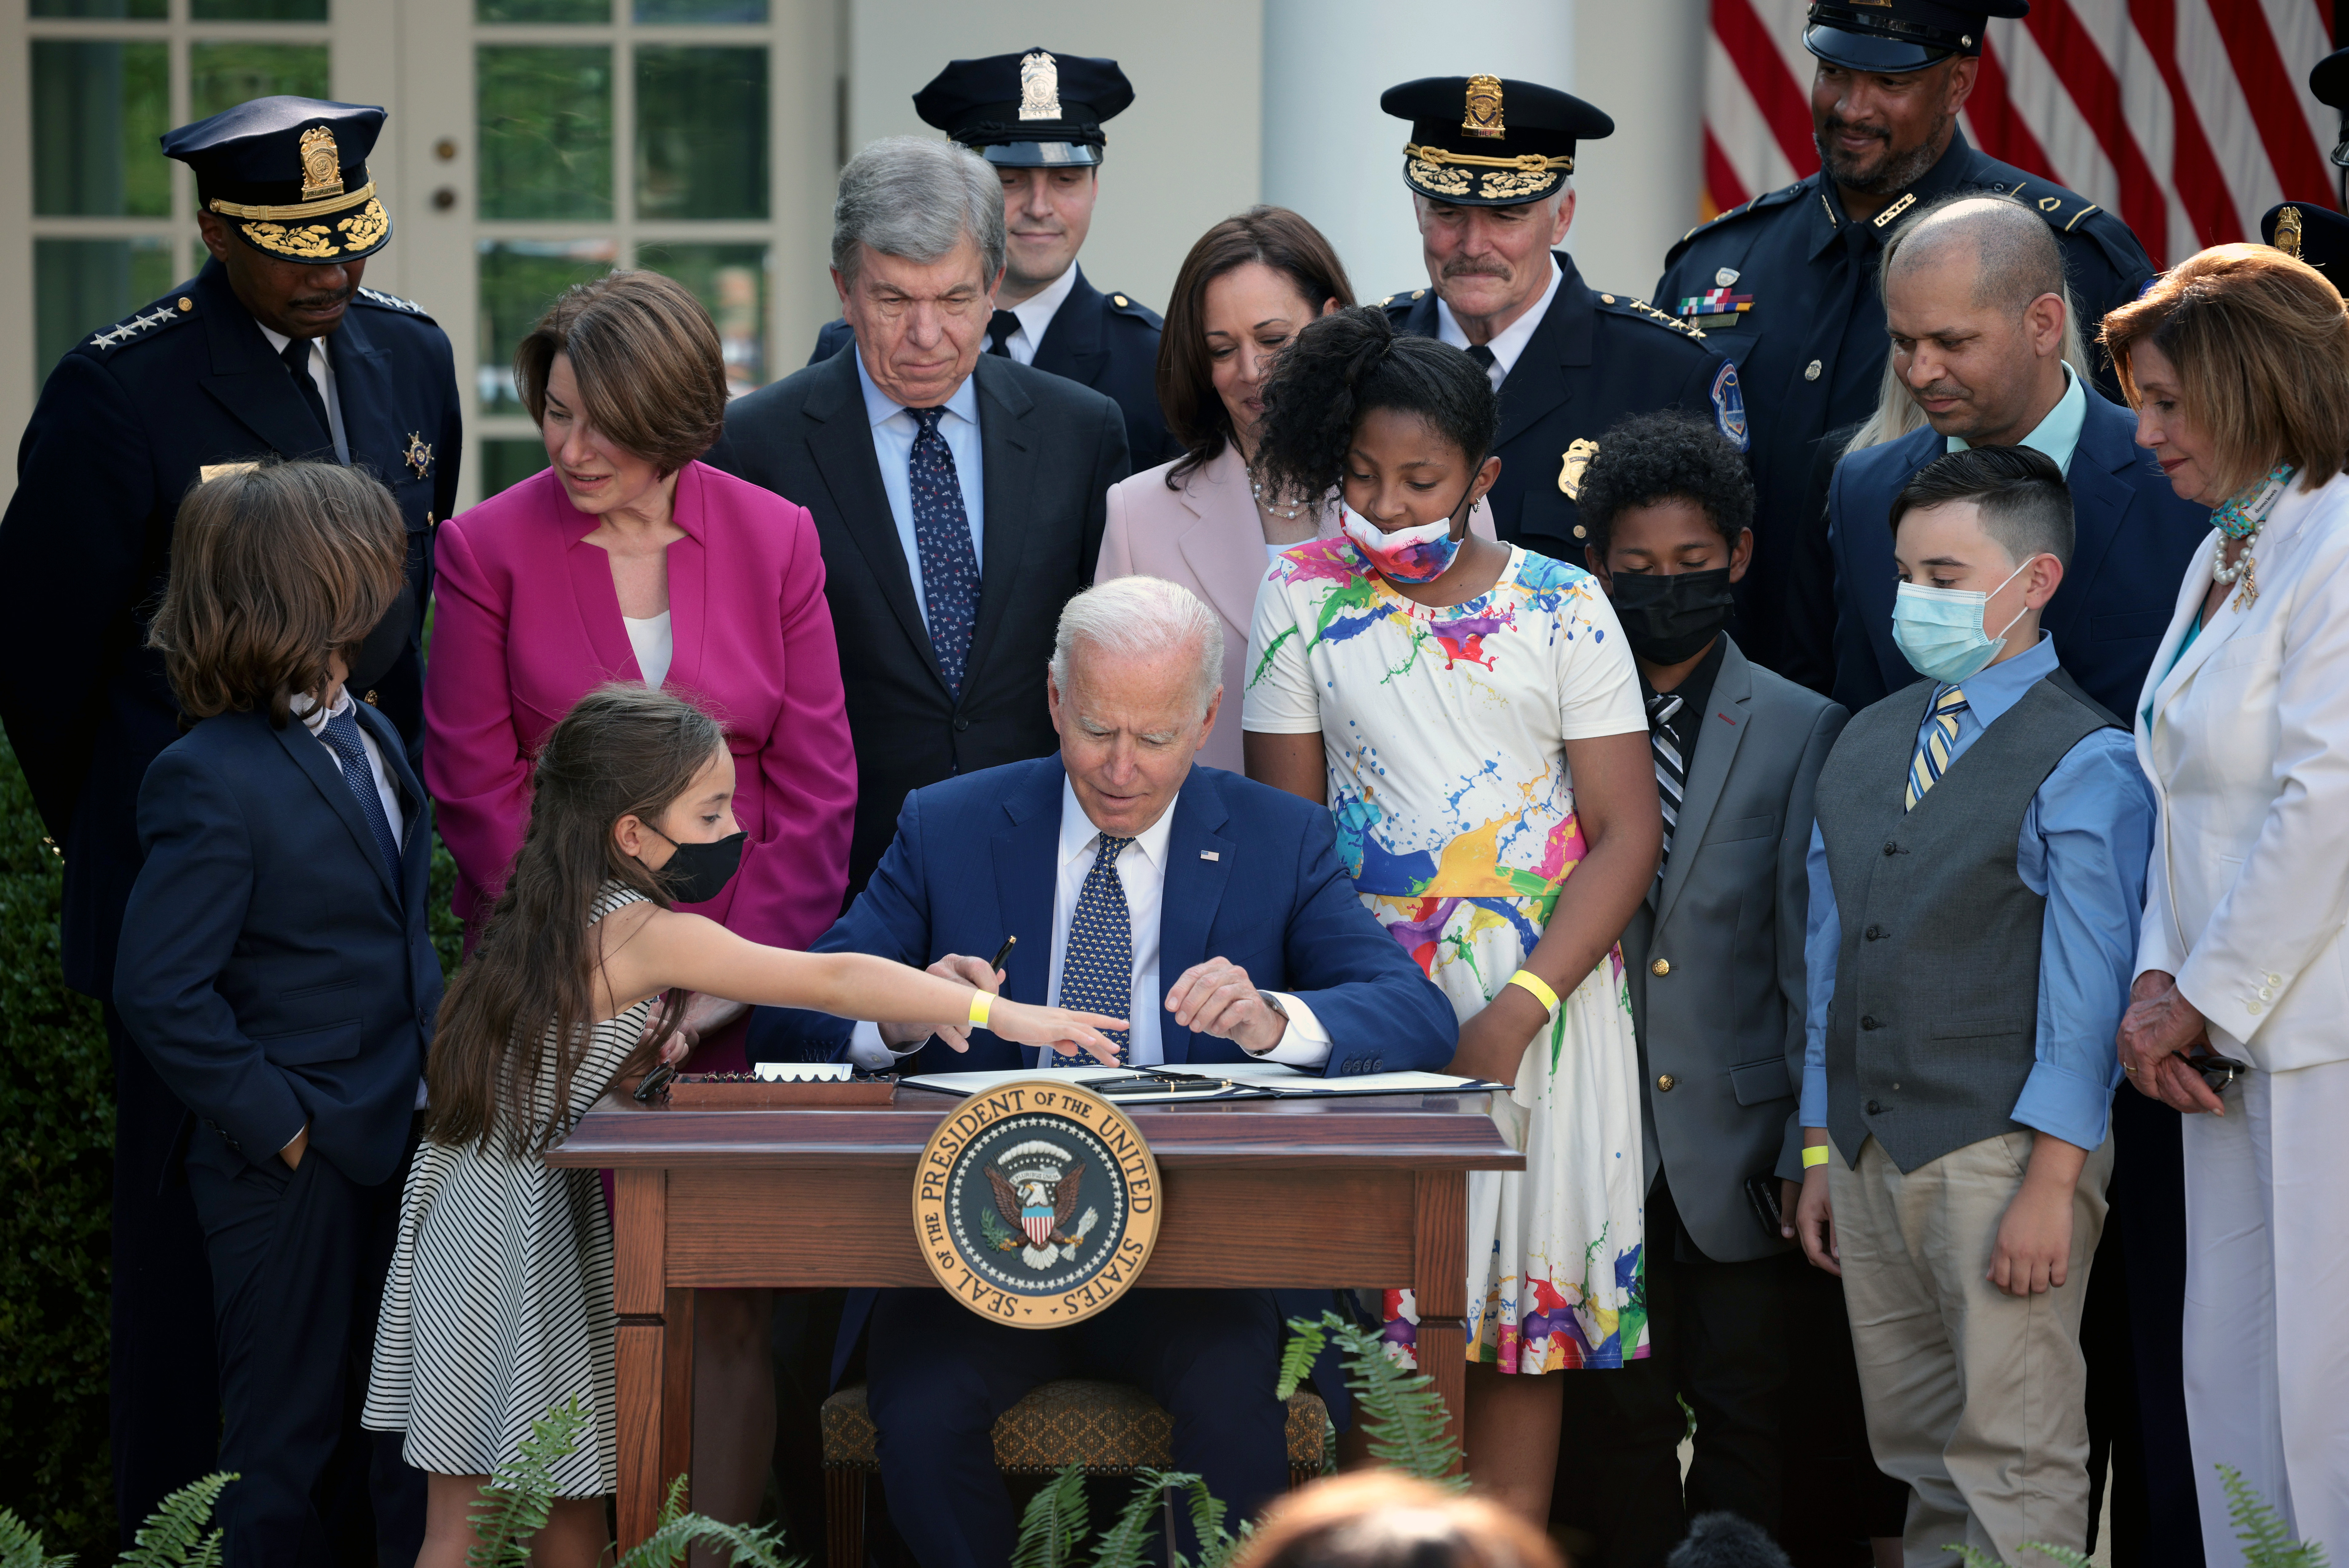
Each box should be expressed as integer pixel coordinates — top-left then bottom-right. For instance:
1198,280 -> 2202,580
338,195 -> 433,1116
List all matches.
1551,412 -> 1848,1564
1794,446 -> 2152,1566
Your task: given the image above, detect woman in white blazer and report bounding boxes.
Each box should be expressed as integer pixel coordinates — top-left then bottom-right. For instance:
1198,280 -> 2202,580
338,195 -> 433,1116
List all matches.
1098,206 -> 1493,772
2103,245 -> 2349,1565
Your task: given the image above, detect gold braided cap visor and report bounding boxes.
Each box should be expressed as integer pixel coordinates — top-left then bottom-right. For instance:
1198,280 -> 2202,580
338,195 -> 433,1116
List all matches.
1401,143 -> 1573,174
207,179 -> 378,222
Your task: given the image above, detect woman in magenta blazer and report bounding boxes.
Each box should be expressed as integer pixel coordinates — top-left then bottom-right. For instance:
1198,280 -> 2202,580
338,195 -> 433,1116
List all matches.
429,272 -> 854,1018
1099,207 -> 1492,773
424,271 -> 853,1532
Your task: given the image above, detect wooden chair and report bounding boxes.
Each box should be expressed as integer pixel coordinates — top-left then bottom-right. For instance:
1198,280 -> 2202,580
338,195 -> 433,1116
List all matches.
817,1378 -> 1331,1568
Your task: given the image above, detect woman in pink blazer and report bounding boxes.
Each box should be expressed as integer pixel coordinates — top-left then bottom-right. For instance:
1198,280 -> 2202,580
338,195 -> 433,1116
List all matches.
1099,207 -> 1492,773
424,271 -> 853,1531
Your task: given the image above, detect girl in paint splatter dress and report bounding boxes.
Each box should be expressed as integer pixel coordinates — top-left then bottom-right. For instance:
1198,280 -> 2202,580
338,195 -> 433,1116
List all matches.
1240,309 -> 1660,1517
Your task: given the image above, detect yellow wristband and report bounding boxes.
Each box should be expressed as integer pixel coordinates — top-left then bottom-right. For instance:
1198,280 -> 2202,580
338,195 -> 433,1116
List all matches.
1802,1145 -> 1830,1169
1506,969 -> 1559,1013
968,990 -> 994,1029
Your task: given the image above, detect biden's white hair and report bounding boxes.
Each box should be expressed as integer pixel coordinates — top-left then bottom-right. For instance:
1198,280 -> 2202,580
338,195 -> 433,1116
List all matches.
1049,576 -> 1223,715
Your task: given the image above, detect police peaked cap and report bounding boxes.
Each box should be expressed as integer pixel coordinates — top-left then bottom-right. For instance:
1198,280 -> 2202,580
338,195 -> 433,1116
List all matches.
163,96 -> 391,262
1804,0 -> 2030,74
1380,76 -> 1612,208
914,48 -> 1133,168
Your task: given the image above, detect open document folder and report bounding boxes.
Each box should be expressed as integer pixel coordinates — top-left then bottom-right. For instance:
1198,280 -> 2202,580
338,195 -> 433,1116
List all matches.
899,1060 -> 1509,1103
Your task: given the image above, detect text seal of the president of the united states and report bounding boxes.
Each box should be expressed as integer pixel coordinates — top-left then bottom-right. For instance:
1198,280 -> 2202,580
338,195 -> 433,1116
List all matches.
913,1079 -> 1161,1327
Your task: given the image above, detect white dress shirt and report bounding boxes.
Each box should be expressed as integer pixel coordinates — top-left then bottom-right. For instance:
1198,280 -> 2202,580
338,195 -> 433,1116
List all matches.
258,325 -> 350,462
1435,255 -> 1565,390
854,353 -> 987,630
993,264 -> 1081,366
847,779 -> 1333,1070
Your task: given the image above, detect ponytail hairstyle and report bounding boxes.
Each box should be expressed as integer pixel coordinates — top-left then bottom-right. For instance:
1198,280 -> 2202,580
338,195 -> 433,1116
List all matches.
1250,306 -> 1499,507
426,683 -> 725,1153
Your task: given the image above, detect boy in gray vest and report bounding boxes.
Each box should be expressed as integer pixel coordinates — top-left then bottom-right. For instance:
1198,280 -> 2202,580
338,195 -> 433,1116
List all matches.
1789,445 -> 2154,1566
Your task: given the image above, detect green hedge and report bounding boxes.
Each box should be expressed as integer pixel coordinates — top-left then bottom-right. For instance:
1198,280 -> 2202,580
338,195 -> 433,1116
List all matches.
0,735 -> 113,1563
0,732 -> 467,1560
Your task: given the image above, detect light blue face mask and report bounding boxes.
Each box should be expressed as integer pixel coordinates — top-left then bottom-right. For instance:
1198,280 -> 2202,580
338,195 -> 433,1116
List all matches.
1891,555 -> 2040,684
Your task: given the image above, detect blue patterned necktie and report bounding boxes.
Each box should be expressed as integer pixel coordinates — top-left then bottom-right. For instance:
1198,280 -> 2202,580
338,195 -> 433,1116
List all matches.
317,705 -> 403,888
908,406 -> 980,698
1055,834 -> 1135,1066
1906,686 -> 1970,810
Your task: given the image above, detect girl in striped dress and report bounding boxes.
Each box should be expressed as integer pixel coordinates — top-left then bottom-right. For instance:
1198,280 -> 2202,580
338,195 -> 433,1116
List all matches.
364,684 -> 1124,1568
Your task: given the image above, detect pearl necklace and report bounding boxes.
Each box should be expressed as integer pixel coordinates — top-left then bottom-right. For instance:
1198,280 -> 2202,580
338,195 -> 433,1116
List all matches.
1251,476 -> 1306,521
2210,462 -> 2294,610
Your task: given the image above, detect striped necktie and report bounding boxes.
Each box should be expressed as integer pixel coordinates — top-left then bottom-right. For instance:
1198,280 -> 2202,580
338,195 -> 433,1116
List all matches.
1055,834 -> 1135,1066
1647,691 -> 1685,878
1906,686 -> 1970,810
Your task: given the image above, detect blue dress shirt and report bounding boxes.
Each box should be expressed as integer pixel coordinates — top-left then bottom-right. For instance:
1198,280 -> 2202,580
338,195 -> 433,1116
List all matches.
1801,633 -> 2154,1151
855,353 -> 986,629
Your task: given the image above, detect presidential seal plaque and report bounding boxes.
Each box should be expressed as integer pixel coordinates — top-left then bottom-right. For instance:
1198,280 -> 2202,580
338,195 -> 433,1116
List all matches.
912,1079 -> 1161,1327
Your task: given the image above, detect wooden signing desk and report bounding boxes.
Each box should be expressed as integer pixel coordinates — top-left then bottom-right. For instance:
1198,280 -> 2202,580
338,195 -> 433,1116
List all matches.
548,1085 -> 1523,1546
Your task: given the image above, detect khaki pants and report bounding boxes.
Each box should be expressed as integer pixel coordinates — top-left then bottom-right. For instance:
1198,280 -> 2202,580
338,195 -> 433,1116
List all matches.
1829,1131 -> 2114,1568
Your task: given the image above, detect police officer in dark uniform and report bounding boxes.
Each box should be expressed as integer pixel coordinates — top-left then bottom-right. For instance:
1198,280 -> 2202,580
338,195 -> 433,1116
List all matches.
1377,75 -> 1746,567
2261,48 -> 2349,284
808,47 -> 1177,466
0,96 -> 457,1551
1655,0 -> 2154,689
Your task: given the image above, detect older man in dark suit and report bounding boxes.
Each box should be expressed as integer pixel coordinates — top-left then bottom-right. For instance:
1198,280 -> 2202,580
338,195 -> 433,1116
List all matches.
710,135 -> 1130,905
1825,191 -> 2209,1563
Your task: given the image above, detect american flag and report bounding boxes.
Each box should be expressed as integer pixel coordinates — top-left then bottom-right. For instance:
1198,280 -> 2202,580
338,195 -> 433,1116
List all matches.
1705,0 -> 2344,267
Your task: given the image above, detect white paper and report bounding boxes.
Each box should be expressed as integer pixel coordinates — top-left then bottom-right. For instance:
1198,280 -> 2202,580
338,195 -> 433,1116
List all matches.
753,1061 -> 852,1083
898,1063 -> 1499,1100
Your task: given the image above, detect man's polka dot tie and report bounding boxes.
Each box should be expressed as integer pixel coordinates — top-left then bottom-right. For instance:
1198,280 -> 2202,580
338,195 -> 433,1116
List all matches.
909,406 -> 980,698
1055,835 -> 1134,1066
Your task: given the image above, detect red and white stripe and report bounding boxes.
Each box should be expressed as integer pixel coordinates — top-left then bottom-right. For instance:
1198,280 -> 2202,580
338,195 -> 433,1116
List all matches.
1704,0 -> 2341,266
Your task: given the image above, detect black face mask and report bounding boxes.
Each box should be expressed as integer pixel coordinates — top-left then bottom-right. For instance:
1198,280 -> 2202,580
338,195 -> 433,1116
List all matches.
1609,567 -> 1736,665
646,828 -> 746,906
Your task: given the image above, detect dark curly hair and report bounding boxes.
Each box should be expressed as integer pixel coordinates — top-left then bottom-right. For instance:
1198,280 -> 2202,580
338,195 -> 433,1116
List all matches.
1574,410 -> 1755,558
1251,306 -> 1499,505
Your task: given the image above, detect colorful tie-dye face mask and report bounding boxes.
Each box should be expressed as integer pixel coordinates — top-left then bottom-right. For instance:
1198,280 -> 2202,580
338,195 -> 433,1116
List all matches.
1339,505 -> 1463,583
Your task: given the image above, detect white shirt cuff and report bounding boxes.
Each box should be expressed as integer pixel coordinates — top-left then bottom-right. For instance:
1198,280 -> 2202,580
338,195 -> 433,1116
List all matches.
846,1021 -> 915,1072
1244,992 -> 1330,1069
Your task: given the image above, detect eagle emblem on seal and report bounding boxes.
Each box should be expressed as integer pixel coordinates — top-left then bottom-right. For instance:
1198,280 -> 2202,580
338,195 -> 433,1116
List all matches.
982,1139 -> 1099,1264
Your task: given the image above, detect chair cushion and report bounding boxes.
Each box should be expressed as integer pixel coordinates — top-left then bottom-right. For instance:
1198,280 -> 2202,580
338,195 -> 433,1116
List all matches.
819,1379 -> 1329,1473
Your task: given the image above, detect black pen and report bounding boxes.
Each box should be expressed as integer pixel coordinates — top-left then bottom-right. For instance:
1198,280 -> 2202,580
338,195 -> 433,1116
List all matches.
987,935 -> 1016,976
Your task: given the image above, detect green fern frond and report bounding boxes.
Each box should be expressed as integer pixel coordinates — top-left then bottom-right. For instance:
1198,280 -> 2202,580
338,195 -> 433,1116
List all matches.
2021,1544 -> 2095,1568
0,1506 -> 73,1568
1274,1315 -> 1330,1404
2220,1465 -> 2328,1568
1090,1472 -> 1191,1568
1151,1469 -> 1235,1568
118,1473 -> 236,1568
615,1513 -> 797,1568
1327,1320 -> 1464,1487
1196,1519 -> 1255,1568
1010,1465 -> 1090,1568
466,1399 -> 587,1568
1942,1545 -> 2006,1568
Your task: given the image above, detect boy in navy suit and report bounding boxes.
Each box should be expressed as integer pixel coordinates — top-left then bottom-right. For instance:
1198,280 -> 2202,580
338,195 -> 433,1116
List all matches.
114,462 -> 441,1568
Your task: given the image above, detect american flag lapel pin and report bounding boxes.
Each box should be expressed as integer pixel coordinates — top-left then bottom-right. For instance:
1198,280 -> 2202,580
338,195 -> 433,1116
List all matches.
1200,851 -> 1220,861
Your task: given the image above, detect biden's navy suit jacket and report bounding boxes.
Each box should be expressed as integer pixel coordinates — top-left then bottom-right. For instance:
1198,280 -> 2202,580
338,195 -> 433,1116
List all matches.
1828,386 -> 2211,719
113,702 -> 442,1189
748,754 -> 1459,1420
747,754 -> 1457,1077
